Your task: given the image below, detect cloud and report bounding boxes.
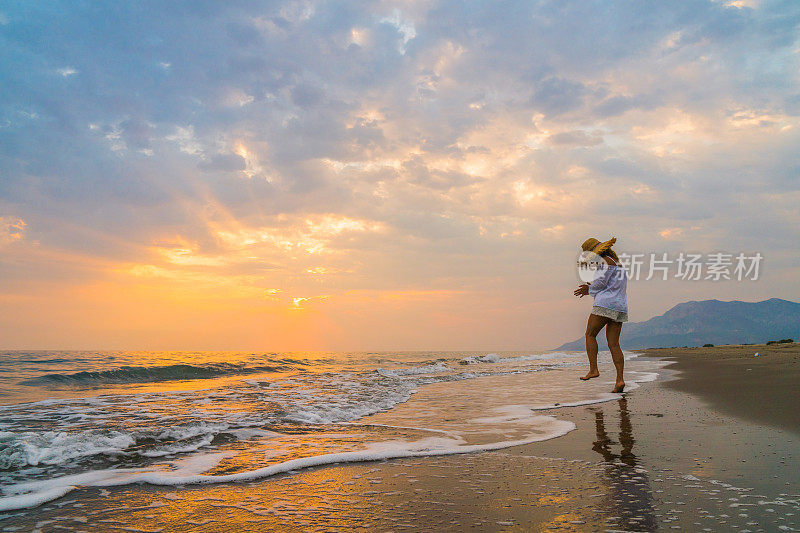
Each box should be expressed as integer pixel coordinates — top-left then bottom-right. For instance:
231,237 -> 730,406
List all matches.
0,0 -> 798,348
594,94 -> 658,118
56,67 -> 78,77
198,153 -> 247,172
0,216 -> 25,247
547,130 -> 604,146
531,77 -> 588,117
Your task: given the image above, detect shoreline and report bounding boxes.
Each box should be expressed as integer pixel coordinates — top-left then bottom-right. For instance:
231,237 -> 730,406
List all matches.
2,347 -> 799,531
642,342 -> 800,435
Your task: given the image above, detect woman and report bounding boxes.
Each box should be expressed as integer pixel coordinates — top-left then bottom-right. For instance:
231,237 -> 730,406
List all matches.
573,237 -> 628,393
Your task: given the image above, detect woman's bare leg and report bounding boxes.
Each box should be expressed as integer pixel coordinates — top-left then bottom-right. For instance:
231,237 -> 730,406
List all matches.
606,320 -> 625,393
582,314 -> 610,380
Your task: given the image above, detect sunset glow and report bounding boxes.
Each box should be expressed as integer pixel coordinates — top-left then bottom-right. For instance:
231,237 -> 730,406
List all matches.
1,1 -> 798,350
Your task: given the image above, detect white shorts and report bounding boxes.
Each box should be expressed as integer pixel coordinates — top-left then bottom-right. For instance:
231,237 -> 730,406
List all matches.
591,305 -> 629,323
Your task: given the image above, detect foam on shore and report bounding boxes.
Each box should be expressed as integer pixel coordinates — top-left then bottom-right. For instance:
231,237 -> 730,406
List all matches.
0,349 -> 664,513
529,368 -> 665,411
0,415 -> 574,512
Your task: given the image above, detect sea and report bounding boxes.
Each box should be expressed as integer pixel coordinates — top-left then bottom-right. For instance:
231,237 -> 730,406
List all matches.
0,349 -> 663,515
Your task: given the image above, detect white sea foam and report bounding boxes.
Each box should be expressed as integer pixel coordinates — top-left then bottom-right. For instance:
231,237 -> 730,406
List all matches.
376,362 -> 450,377
460,350 -> 635,366
528,367 -> 665,411
459,353 -> 500,364
141,434 -> 216,457
0,485 -> 77,511
0,372 -> 422,474
0,348 -> 667,513
0,416 -> 574,512
0,430 -> 136,469
470,404 -> 545,424
499,351 -> 581,363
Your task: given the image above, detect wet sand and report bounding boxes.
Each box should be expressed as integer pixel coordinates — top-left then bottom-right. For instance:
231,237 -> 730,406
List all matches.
3,349 -> 799,531
643,342 -> 800,434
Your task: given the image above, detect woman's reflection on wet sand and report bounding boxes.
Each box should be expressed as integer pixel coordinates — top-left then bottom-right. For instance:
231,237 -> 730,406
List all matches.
592,398 -> 657,530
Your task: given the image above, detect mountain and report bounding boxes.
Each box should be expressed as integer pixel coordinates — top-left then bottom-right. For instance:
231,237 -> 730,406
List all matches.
555,298 -> 800,351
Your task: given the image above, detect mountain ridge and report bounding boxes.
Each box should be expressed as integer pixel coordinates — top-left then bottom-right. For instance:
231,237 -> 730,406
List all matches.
555,298 -> 800,351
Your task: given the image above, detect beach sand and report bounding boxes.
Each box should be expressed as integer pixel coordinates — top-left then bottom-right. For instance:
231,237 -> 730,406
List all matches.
643,342 -> 800,433
3,345 -> 798,531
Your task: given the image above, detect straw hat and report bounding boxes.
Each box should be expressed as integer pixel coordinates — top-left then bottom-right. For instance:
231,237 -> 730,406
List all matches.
581,237 -> 617,255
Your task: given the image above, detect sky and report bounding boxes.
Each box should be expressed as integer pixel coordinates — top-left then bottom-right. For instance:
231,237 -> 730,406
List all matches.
1,0 -> 798,351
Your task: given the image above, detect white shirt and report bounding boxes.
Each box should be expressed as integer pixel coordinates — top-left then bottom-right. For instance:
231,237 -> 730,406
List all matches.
588,264 -> 628,313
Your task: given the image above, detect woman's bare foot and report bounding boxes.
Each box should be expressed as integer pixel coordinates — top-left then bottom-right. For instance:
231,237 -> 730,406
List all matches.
580,371 -> 600,380
612,381 -> 625,393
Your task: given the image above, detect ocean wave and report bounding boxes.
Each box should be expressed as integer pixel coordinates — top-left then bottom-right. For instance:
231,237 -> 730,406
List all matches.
375,362 -> 450,377
0,358 -> 73,365
1,370 -> 419,472
0,415 -> 576,512
501,351 -> 581,363
458,352 -> 584,365
19,362 -> 303,386
0,430 -> 136,469
459,353 -> 500,364
0,349 -> 663,514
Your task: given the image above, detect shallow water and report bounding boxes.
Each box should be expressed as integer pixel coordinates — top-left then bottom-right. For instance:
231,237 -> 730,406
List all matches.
0,349 -> 663,513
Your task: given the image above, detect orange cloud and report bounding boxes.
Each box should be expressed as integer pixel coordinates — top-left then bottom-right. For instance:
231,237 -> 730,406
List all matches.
0,216 -> 26,247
